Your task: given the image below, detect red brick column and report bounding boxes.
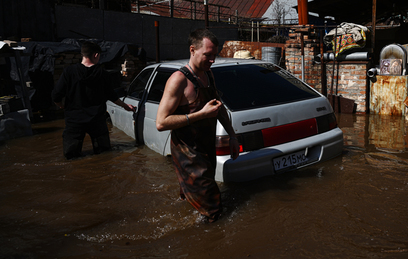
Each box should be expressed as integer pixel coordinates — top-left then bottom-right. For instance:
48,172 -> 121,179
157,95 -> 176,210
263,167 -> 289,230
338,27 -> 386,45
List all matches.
285,25 -> 370,113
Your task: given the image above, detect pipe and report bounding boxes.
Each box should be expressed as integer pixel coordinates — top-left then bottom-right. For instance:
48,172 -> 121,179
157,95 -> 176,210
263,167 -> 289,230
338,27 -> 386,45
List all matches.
300,32 -> 305,81
257,21 -> 260,42
320,30 -> 327,97
314,52 -> 371,63
330,28 -> 338,96
297,0 -> 308,25
251,21 -> 254,42
367,68 -> 378,78
372,0 -> 377,53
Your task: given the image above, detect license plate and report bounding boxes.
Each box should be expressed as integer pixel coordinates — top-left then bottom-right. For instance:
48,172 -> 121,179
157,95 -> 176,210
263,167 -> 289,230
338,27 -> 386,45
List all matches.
273,150 -> 308,171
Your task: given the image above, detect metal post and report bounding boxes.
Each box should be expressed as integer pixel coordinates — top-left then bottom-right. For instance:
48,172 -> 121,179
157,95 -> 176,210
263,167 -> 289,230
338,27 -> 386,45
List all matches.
204,0 -> 209,28
320,29 -> 327,97
155,21 -> 160,63
170,0 -> 174,18
251,21 -> 254,42
300,33 -> 305,81
331,27 -> 338,97
257,21 -> 260,42
371,0 -> 377,53
297,0 -> 308,25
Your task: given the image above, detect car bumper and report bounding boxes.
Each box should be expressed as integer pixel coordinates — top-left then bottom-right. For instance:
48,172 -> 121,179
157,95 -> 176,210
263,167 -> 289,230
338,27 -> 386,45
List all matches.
215,127 -> 343,182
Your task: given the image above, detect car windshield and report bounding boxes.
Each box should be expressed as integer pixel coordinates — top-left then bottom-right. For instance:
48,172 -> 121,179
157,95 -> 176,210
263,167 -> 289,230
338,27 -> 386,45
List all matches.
212,63 -> 320,111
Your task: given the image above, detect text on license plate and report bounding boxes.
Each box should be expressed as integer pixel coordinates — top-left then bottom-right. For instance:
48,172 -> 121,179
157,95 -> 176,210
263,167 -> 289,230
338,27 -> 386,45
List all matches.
273,150 -> 308,171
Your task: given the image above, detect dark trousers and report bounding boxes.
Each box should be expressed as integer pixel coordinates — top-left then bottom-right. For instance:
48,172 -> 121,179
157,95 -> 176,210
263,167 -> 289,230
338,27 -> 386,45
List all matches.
63,118 -> 111,159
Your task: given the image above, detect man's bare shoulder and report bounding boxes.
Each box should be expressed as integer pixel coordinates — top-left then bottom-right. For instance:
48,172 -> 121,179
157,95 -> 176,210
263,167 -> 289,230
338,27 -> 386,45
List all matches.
168,70 -> 187,85
164,70 -> 188,94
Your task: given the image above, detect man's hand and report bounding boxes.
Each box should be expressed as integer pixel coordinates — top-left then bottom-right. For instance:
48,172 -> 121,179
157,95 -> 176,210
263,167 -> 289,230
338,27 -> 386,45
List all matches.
114,99 -> 136,112
201,99 -> 222,118
124,104 -> 136,112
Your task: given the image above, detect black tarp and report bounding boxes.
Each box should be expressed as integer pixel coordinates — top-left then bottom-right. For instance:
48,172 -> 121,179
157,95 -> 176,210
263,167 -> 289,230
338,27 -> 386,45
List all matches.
10,39 -> 145,81
6,39 -> 145,112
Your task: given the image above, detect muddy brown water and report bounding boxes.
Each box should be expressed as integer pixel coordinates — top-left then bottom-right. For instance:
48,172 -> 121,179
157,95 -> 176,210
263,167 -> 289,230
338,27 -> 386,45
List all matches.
1,113 -> 408,259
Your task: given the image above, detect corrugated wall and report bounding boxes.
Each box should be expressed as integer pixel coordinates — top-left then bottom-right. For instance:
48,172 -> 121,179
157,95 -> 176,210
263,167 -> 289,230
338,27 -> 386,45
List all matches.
55,5 -> 239,61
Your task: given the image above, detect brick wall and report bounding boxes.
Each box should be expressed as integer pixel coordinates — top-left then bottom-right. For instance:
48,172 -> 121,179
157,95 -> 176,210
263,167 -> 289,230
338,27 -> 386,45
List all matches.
285,25 -> 370,113
326,63 -> 369,113
219,41 -> 286,64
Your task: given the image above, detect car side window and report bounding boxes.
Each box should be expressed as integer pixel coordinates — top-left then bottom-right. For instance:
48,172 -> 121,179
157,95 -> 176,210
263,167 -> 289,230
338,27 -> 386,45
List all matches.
146,71 -> 173,103
128,68 -> 154,100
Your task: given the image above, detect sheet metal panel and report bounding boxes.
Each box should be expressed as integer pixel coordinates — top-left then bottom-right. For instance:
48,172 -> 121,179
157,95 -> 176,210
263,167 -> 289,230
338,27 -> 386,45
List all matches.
370,75 -> 408,115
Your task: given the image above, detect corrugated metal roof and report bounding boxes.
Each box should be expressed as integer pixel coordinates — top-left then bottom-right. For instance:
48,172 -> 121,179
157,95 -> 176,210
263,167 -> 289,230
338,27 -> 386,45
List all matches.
135,0 -> 273,20
306,0 -> 408,24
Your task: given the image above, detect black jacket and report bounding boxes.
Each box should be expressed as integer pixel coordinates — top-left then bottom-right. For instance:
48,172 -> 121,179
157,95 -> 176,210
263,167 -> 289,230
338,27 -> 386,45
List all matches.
52,63 -> 119,123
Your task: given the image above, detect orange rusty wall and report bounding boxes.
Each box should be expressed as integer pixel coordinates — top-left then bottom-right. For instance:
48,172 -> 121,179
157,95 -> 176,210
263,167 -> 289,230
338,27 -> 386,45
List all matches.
370,75 -> 408,115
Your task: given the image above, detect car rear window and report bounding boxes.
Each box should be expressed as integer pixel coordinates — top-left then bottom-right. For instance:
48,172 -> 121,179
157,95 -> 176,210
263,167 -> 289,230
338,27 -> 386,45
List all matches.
212,63 -> 320,111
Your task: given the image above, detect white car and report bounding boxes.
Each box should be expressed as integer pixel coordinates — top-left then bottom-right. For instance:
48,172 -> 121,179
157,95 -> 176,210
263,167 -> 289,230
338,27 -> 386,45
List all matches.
107,58 -> 343,182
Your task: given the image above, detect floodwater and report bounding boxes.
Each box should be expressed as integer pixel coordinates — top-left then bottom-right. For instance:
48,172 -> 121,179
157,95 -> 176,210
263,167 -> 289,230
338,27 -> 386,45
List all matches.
1,113 -> 408,259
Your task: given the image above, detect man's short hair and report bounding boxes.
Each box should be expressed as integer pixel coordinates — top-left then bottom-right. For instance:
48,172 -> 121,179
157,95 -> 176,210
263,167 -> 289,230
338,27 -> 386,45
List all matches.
81,41 -> 102,58
188,29 -> 219,49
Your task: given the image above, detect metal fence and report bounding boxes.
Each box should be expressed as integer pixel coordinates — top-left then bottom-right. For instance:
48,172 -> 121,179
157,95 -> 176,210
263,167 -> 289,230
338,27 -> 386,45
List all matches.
56,0 -> 297,43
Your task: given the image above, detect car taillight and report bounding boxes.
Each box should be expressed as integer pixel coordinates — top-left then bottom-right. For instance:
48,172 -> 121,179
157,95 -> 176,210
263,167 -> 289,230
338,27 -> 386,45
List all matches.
262,118 -> 318,147
316,112 -> 338,133
215,136 -> 244,156
328,113 -> 338,130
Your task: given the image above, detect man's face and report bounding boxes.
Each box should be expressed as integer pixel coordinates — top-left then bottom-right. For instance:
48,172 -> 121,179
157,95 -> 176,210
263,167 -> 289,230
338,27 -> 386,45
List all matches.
191,37 -> 218,71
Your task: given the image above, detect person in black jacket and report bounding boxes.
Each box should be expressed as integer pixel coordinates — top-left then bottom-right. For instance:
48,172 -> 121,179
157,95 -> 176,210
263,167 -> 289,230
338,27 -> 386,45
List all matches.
52,41 -> 135,159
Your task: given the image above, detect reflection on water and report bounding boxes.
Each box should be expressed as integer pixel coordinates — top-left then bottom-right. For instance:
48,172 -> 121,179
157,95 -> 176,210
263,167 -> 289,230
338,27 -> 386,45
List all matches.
0,114 -> 408,258
338,113 -> 408,152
